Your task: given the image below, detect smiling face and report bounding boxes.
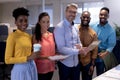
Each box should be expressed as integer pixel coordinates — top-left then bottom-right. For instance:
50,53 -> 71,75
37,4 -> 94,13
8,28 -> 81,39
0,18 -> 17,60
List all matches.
99,9 -> 109,25
39,15 -> 50,33
15,15 -> 28,32
65,6 -> 77,23
80,11 -> 91,27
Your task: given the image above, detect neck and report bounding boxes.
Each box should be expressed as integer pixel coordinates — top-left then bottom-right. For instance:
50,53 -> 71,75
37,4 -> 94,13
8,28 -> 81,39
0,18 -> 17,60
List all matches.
41,30 -> 48,34
100,21 -> 108,26
81,24 -> 89,29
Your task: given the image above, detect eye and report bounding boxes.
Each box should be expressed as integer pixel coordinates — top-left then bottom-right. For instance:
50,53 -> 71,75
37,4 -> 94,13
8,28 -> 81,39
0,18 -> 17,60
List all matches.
18,19 -> 28,23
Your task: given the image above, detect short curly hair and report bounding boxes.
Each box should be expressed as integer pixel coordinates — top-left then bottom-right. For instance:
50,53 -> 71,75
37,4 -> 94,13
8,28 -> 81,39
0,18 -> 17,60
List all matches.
12,7 -> 29,20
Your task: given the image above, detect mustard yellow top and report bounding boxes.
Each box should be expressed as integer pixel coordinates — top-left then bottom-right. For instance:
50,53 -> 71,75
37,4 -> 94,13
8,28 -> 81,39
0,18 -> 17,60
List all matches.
5,29 -> 32,64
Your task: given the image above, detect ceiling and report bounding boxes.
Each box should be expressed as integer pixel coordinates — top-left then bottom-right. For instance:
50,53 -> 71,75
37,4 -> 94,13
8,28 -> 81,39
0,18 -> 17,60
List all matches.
0,0 -> 104,3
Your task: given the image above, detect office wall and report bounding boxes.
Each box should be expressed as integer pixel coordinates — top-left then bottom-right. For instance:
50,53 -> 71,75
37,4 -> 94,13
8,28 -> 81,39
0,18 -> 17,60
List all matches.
0,0 -> 61,27
104,0 -> 120,26
0,0 -> 109,27
0,0 -> 120,27
0,4 -> 3,23
0,2 -> 26,27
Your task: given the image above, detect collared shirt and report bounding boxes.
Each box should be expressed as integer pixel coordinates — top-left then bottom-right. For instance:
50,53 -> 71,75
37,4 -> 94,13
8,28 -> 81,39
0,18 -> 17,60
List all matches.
54,19 -> 82,67
78,25 -> 98,66
91,22 -> 116,53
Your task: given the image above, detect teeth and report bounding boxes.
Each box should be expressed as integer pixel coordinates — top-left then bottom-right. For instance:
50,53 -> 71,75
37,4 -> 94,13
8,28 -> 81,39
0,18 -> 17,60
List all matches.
84,21 -> 88,23
101,19 -> 104,20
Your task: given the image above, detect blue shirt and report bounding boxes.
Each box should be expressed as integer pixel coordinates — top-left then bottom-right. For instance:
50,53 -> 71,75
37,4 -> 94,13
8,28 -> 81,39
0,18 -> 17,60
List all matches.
91,22 -> 116,53
54,19 -> 82,67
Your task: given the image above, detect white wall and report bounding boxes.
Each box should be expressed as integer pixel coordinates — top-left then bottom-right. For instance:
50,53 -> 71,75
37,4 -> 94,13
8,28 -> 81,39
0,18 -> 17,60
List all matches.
0,0 -> 110,28
0,4 -> 3,23
0,2 -> 26,27
0,0 -> 61,27
0,0 -> 104,27
104,0 -> 120,26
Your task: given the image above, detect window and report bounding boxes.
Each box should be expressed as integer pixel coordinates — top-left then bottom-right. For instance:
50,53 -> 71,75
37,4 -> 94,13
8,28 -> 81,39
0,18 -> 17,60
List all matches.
27,4 -> 53,27
84,2 -> 104,24
62,1 -> 104,25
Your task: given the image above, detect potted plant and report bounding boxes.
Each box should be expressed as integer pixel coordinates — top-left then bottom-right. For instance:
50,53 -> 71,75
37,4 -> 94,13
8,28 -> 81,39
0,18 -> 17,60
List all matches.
114,23 -> 120,39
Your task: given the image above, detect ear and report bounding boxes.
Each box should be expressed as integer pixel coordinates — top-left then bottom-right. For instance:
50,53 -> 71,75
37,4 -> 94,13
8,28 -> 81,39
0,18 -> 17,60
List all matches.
107,14 -> 109,18
15,20 -> 18,27
80,16 -> 82,19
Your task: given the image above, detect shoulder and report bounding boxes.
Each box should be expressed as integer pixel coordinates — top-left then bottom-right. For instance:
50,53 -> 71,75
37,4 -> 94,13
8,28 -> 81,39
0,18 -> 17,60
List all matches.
6,32 -> 16,42
8,32 -> 16,39
106,23 -> 115,32
54,21 -> 65,32
90,22 -> 99,29
75,24 -> 80,28
89,27 -> 97,35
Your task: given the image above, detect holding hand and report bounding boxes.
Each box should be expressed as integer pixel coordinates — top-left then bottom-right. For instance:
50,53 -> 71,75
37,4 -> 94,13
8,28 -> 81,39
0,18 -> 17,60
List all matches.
98,51 -> 109,59
27,51 -> 40,61
79,47 -> 90,55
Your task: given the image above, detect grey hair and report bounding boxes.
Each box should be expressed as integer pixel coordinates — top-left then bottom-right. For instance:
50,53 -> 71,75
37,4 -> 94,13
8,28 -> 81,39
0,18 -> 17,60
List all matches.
66,3 -> 78,11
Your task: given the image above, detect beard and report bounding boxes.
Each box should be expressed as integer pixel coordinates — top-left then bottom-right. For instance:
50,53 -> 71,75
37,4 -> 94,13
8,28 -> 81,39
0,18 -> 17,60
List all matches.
81,21 -> 90,27
100,19 -> 107,25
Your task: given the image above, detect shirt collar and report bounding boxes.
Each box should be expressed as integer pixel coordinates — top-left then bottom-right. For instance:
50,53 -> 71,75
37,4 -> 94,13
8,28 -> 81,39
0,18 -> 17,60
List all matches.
79,24 -> 90,30
16,29 -> 28,35
64,18 -> 74,28
97,22 -> 109,28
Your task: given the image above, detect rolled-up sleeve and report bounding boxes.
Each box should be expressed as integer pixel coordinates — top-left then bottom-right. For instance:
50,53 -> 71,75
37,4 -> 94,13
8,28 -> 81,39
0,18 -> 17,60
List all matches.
106,31 -> 116,53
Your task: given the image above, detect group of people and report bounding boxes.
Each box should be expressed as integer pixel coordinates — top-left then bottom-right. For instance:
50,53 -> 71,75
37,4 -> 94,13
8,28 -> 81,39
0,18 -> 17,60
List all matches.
4,2 -> 116,80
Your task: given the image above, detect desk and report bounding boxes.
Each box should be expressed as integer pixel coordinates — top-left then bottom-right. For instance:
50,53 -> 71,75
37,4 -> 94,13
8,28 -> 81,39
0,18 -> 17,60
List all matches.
93,64 -> 120,80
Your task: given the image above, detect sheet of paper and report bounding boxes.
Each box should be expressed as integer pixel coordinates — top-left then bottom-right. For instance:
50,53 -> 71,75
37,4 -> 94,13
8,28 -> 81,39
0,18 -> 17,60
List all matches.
48,55 -> 69,61
88,41 -> 101,51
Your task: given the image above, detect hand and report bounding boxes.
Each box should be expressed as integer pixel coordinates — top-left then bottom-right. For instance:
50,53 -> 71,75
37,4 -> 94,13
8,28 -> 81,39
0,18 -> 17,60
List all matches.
27,51 -> 40,61
88,65 -> 94,75
98,51 -> 109,59
75,44 -> 82,49
79,47 -> 89,55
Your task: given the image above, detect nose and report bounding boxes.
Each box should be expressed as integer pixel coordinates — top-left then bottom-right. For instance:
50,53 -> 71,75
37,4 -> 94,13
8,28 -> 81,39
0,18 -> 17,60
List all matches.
84,17 -> 88,20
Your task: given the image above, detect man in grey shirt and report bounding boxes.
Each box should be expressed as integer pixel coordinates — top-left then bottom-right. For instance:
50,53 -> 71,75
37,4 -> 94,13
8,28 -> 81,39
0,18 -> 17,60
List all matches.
54,3 -> 88,80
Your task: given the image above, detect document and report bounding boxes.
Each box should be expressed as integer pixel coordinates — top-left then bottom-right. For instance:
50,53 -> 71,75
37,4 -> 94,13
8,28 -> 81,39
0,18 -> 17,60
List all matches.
88,41 -> 101,51
48,55 -> 70,61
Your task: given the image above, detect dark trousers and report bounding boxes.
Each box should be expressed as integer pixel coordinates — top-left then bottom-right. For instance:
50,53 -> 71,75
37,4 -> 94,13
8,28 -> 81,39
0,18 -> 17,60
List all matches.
80,63 -> 92,80
57,61 -> 80,80
38,71 -> 53,80
95,59 -> 105,76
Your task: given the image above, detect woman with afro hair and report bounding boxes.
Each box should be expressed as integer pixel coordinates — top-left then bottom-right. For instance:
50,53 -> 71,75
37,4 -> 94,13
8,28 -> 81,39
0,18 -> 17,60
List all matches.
5,7 -> 39,80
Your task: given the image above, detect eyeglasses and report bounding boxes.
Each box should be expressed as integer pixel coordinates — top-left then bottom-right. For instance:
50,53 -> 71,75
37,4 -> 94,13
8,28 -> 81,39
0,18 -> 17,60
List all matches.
67,10 -> 77,14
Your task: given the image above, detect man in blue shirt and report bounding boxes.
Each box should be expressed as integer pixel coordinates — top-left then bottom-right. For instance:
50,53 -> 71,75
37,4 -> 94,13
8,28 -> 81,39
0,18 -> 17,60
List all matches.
91,7 -> 116,76
54,3 -> 88,80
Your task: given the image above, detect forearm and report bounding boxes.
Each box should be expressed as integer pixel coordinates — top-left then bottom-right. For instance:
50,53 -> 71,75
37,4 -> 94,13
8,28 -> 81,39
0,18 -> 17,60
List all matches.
5,56 -> 27,64
58,47 -> 79,55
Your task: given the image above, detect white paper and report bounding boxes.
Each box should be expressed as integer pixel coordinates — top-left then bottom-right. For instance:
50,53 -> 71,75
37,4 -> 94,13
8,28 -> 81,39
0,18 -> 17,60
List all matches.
48,55 -> 69,61
88,41 -> 101,51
